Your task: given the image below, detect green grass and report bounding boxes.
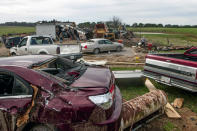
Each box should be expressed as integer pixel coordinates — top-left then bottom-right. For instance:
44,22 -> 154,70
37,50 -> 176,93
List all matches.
119,85 -> 149,100
128,27 -> 197,46
0,26 -> 35,36
152,80 -> 197,113
163,121 -> 176,131
158,49 -> 186,54
110,67 -> 143,71
128,27 -> 197,35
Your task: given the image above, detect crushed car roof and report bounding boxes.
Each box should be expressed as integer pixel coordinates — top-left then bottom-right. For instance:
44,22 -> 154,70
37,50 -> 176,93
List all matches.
0,55 -> 55,67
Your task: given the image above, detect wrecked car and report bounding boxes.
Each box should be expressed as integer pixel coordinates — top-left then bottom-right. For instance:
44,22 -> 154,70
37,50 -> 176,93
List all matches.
0,55 -> 122,131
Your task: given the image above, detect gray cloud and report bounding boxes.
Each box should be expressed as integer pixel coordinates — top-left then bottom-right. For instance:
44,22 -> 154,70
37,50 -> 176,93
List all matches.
0,0 -> 197,25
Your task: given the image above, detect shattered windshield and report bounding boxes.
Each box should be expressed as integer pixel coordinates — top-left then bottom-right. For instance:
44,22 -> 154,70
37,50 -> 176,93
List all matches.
35,57 -> 87,85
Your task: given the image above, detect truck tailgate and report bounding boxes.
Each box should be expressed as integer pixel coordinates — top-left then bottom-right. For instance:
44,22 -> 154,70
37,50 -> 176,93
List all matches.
60,44 -> 80,54
144,55 -> 197,92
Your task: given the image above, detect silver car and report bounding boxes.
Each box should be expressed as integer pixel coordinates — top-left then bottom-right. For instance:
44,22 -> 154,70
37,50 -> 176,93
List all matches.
81,38 -> 124,54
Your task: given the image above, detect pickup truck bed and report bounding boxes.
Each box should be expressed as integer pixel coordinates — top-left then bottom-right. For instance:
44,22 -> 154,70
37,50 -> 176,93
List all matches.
143,48 -> 197,92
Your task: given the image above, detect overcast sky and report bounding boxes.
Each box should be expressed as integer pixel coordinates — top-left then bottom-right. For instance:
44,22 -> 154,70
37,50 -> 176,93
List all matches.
0,0 -> 197,25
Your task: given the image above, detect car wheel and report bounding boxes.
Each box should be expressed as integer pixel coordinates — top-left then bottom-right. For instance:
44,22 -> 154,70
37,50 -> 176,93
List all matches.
93,48 -> 100,54
29,124 -> 55,131
116,46 -> 122,52
11,52 -> 16,56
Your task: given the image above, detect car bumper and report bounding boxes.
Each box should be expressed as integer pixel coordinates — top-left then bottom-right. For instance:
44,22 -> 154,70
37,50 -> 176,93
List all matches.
56,86 -> 122,131
143,70 -> 197,92
81,48 -> 94,53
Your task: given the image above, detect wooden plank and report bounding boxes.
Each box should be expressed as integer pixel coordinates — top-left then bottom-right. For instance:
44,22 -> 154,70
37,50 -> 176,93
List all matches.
165,103 -> 181,118
107,62 -> 145,65
145,78 -> 156,91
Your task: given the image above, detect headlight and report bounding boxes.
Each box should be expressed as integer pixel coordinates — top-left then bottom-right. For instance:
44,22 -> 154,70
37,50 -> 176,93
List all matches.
89,92 -> 113,110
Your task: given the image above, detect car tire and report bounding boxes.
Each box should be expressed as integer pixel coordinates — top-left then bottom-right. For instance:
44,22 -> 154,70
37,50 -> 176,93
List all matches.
39,52 -> 47,55
116,46 -> 122,52
29,124 -> 55,131
93,48 -> 100,54
11,52 -> 16,56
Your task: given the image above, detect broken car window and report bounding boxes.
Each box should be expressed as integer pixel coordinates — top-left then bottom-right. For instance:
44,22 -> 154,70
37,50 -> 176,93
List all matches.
12,78 -> 33,95
38,57 -> 87,85
0,72 -> 33,96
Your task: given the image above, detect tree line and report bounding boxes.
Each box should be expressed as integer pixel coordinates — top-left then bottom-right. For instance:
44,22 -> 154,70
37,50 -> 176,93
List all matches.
0,22 -> 35,27
1,21 -> 197,28
131,23 -> 197,28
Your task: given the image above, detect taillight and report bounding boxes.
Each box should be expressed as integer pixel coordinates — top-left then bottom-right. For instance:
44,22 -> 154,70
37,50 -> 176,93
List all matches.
56,47 -> 60,54
84,45 -> 87,49
109,84 -> 115,99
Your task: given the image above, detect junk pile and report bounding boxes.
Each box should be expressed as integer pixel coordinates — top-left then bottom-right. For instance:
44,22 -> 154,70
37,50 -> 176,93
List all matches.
36,22 -> 86,43
55,25 -> 85,43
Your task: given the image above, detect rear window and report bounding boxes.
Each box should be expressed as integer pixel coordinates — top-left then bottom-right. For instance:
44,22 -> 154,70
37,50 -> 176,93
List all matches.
30,37 -> 53,45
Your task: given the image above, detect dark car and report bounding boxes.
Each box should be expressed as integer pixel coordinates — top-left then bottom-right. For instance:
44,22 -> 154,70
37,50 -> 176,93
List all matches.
5,37 -> 23,48
0,55 -> 122,131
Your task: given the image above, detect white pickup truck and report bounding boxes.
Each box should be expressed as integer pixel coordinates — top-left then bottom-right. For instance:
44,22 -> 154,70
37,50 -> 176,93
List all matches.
10,36 -> 80,55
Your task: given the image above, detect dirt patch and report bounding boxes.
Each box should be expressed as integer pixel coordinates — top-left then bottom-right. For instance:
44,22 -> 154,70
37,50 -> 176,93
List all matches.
0,44 -> 9,57
83,47 -> 146,64
139,107 -> 197,131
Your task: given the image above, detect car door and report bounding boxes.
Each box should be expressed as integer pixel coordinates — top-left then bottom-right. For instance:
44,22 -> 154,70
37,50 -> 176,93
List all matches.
104,40 -> 115,51
17,38 -> 29,55
98,40 -> 108,52
0,71 -> 33,131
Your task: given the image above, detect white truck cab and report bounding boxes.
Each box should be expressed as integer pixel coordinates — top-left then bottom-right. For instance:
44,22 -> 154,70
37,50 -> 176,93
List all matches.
10,36 -> 80,56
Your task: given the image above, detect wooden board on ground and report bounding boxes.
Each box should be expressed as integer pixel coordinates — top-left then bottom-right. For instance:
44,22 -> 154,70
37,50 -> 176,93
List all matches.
145,78 -> 156,91
165,103 -> 181,118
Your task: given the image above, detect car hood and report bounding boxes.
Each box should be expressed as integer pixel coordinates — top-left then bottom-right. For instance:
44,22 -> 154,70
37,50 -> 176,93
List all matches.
71,67 -> 111,89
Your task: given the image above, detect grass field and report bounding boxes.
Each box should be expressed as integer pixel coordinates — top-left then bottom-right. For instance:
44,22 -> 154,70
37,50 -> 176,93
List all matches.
119,84 -> 149,100
128,27 -> 197,46
0,26 -> 35,36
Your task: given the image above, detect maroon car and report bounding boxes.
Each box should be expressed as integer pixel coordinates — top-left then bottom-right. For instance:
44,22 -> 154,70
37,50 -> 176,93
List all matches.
0,55 -> 122,131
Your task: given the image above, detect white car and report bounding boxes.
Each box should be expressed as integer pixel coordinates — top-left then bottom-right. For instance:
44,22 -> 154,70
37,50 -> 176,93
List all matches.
81,38 -> 124,54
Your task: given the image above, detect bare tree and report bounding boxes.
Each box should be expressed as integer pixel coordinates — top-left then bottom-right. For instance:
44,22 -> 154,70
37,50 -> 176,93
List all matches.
112,16 -> 122,28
